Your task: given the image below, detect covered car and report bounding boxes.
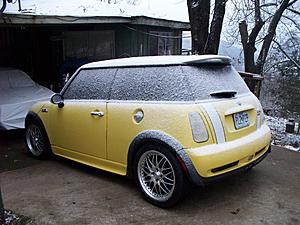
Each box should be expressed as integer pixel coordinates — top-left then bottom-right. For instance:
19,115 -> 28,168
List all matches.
0,68 -> 54,130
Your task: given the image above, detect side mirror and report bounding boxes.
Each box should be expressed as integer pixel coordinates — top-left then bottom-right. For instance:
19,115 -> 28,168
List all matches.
50,93 -> 64,108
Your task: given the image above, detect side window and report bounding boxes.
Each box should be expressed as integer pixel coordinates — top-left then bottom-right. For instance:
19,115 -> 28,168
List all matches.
63,68 -> 116,100
110,66 -> 192,101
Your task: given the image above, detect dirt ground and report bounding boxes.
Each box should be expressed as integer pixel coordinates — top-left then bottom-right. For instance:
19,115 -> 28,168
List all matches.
0,131 -> 300,225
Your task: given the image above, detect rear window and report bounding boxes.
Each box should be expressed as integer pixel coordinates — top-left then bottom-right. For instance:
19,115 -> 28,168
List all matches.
182,65 -> 250,100
110,65 -> 250,101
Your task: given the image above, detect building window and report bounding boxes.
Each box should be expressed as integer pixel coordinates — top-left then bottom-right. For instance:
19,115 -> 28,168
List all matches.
63,31 -> 115,61
149,32 -> 175,56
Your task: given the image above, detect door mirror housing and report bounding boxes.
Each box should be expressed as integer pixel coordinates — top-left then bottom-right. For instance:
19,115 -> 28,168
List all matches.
50,93 -> 64,108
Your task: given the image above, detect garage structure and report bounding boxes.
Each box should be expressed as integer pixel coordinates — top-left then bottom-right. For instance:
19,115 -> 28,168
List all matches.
0,14 -> 189,91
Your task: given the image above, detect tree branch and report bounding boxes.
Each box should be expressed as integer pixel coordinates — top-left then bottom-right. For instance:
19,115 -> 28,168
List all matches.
204,0 -> 227,53
287,8 -> 300,15
287,0 -> 298,7
248,0 -> 264,47
256,0 -> 291,74
273,39 -> 300,70
282,15 -> 300,32
239,20 -> 248,49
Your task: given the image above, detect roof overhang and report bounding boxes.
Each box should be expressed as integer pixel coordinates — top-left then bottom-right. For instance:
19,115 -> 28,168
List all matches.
0,14 -> 190,29
131,16 -> 190,29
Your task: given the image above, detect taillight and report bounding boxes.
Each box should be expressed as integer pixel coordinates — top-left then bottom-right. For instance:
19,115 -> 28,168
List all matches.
188,112 -> 208,143
256,102 -> 265,129
256,108 -> 261,129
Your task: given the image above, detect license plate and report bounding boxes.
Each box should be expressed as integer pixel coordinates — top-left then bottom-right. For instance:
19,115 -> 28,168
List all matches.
233,111 -> 250,129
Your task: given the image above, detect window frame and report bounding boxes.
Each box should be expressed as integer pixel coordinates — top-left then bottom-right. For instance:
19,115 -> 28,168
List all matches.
61,64 -> 250,102
61,64 -> 184,97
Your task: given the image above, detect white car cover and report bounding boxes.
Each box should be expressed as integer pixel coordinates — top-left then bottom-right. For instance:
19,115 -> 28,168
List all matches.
0,68 -> 54,130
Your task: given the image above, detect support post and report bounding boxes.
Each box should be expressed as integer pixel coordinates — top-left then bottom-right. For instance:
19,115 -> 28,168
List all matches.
0,185 -> 5,224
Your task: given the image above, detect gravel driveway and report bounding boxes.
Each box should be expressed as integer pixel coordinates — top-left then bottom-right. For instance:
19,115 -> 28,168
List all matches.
0,131 -> 299,225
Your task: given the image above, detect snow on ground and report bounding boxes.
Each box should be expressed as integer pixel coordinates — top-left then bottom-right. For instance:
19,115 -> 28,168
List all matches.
2,209 -> 32,224
265,115 -> 300,152
4,0 -> 189,22
4,210 -> 20,224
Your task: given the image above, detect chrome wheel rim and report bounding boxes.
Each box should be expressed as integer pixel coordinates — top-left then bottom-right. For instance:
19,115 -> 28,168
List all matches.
26,124 -> 44,156
138,150 -> 175,201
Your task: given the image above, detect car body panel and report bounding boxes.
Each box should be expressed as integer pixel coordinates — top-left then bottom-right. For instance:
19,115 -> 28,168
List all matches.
29,102 -> 127,175
52,145 -> 127,175
46,100 -> 107,159
185,124 -> 271,177
107,102 -> 215,165
202,94 -> 261,142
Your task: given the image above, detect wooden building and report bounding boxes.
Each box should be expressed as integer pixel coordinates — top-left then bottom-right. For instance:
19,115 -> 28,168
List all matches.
0,14 -> 189,90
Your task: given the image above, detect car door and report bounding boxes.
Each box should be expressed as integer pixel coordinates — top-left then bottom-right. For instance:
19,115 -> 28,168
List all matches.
49,68 -> 116,159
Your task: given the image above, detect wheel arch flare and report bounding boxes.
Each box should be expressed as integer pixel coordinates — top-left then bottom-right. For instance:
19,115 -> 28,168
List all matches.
127,130 -> 205,186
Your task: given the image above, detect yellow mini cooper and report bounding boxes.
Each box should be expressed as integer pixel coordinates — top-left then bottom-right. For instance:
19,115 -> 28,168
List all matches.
25,55 -> 271,207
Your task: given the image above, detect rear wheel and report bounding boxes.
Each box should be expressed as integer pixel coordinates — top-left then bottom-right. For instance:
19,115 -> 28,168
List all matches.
134,143 -> 186,208
25,122 -> 51,159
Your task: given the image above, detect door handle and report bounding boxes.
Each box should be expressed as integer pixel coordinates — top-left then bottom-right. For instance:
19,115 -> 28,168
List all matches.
90,111 -> 104,117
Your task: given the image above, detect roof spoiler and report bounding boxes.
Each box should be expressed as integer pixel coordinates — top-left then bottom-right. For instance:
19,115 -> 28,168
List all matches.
184,55 -> 232,65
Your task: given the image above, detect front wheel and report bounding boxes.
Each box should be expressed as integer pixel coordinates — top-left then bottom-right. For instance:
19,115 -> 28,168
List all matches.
134,143 -> 187,208
25,122 -> 51,159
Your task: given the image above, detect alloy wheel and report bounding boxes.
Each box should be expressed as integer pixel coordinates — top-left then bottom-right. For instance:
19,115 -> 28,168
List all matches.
26,124 -> 45,156
137,150 -> 176,201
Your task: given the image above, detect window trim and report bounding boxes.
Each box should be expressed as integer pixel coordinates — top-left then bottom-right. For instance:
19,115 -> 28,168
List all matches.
61,64 -> 185,96
61,65 -> 250,102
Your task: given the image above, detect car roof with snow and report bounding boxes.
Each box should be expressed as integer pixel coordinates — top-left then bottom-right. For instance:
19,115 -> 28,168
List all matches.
81,55 -> 232,69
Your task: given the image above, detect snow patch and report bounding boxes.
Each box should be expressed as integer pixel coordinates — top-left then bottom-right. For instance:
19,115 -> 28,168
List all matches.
3,0 -> 189,22
265,115 -> 300,152
4,210 -> 20,225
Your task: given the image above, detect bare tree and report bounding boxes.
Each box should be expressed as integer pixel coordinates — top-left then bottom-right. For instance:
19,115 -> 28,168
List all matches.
264,35 -> 300,74
205,0 -> 227,53
187,0 -> 227,54
187,0 -> 210,53
236,0 -> 299,74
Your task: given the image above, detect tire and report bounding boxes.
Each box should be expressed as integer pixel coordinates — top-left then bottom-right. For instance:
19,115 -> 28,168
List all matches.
25,120 -> 52,159
134,143 -> 187,208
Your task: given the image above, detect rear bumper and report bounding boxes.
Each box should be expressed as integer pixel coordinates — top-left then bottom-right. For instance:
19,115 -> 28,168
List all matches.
200,146 -> 271,185
182,124 -> 271,186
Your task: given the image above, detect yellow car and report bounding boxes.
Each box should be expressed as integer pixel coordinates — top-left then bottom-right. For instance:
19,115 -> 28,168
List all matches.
25,55 -> 271,207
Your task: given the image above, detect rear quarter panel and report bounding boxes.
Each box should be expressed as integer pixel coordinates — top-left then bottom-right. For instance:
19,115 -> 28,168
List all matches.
107,102 -> 215,164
